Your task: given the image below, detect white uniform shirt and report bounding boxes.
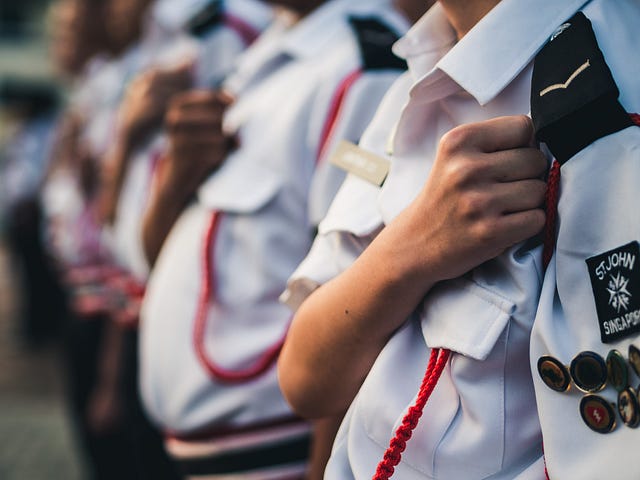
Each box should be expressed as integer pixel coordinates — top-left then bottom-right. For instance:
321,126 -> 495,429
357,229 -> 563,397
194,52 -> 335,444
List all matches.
111,0 -> 272,281
139,0 -> 410,434
530,2 -> 640,478
284,1 -> 601,478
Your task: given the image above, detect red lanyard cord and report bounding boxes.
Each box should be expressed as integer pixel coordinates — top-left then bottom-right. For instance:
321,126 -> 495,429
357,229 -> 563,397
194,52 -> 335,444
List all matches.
193,211 -> 287,384
373,347 -> 451,480
542,159 -> 561,270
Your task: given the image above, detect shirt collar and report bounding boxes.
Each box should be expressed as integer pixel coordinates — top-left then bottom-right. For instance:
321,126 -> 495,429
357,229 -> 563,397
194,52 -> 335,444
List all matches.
280,0 -> 394,60
395,0 -> 591,106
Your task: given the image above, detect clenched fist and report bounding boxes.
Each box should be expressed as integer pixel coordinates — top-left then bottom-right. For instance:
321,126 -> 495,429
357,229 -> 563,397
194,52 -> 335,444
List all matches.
393,115 -> 547,289
117,62 -> 193,150
158,89 -> 236,205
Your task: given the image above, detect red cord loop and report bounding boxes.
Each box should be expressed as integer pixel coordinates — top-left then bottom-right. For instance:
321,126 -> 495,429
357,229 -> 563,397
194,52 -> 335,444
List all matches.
193,211 -> 287,384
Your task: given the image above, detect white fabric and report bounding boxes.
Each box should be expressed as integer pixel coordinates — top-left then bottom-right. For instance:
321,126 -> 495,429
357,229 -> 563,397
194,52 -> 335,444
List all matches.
284,1 -> 602,478
140,0 -> 410,434
530,1 -> 640,478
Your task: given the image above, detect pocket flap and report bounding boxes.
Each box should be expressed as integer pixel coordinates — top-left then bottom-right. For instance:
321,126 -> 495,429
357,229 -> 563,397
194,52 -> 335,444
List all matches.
197,153 -> 282,213
420,277 -> 515,361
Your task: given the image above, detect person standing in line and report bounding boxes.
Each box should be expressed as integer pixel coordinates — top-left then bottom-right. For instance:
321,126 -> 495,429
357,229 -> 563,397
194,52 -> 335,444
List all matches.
138,0 -> 426,477
276,1 -> 602,478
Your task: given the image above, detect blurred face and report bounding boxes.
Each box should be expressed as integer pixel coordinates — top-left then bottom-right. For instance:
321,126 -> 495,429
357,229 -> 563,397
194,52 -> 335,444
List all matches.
49,0 -> 109,76
105,0 -> 153,54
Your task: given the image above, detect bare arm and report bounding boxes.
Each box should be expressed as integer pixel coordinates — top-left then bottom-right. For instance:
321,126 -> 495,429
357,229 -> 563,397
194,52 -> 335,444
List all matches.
306,414 -> 346,480
279,115 -> 548,418
97,64 -> 192,225
142,90 -> 234,266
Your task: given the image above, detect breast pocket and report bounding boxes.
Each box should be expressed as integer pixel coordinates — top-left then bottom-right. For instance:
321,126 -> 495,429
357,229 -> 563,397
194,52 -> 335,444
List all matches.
361,278 -> 515,479
197,149 -> 283,214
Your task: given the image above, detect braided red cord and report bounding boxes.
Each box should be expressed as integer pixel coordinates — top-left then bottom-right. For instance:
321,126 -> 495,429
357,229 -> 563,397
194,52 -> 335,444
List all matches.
373,348 -> 451,480
193,211 -> 286,383
542,160 -> 561,270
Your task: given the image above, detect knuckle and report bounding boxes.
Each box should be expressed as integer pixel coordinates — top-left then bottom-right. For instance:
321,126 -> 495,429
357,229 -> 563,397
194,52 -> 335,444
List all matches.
439,125 -> 475,155
458,191 -> 488,220
471,218 -> 498,245
444,155 -> 478,187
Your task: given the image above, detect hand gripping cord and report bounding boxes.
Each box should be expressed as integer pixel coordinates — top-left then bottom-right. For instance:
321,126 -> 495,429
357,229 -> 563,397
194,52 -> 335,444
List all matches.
374,113 -> 640,480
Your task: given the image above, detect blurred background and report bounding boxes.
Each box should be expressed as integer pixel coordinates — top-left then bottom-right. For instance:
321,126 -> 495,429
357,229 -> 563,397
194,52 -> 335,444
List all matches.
0,1 -> 87,478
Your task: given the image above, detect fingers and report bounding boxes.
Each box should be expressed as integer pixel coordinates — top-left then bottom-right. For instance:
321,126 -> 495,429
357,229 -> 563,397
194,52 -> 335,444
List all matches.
443,115 -> 536,153
490,179 -> 547,214
483,147 -> 548,182
494,208 -> 546,248
165,90 -> 235,138
169,89 -> 234,110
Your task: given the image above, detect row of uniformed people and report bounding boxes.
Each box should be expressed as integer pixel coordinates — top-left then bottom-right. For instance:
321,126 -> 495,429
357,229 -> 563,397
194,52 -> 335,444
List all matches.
38,0 -> 195,478
33,0 -> 425,478
27,0 -> 640,479
30,0 -> 268,478
131,0 -> 426,478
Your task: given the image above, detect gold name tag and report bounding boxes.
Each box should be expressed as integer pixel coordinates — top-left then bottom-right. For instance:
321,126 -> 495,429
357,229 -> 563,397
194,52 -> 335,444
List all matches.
329,141 -> 390,186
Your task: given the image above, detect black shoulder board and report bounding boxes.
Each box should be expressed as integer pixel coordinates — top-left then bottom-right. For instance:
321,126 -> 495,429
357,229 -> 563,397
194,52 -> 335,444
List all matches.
187,0 -> 223,38
531,11 -> 633,164
348,17 -> 407,71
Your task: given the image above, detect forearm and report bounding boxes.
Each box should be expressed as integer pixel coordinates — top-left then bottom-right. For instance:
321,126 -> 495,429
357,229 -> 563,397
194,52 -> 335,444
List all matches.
279,213 -> 439,418
98,140 -> 134,225
141,179 -> 188,267
306,414 -> 345,480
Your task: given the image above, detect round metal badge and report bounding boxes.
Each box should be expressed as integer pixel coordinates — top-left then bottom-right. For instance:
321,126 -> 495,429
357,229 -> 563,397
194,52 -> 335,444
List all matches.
617,387 -> 640,428
628,344 -> 640,377
606,349 -> 629,392
580,395 -> 616,434
537,355 -> 571,392
570,351 -> 607,393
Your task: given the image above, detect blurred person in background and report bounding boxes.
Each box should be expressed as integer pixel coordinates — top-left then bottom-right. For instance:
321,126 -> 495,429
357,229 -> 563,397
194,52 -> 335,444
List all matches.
0,78 -> 62,347
39,1 -> 166,478
137,0 -> 428,478
0,0 -> 111,348
40,0 -> 273,478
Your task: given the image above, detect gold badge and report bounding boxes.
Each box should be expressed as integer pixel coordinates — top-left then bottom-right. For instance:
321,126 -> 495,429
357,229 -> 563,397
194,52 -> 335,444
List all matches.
538,355 -> 571,392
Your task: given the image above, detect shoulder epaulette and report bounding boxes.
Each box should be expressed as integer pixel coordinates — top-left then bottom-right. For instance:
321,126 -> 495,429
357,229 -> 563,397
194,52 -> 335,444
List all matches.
348,17 -> 407,71
531,11 -> 633,164
187,0 -> 223,38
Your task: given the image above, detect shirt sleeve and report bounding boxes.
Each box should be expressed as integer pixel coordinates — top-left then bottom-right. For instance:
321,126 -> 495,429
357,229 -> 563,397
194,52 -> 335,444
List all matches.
280,228 -> 379,312
307,70 -> 403,227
